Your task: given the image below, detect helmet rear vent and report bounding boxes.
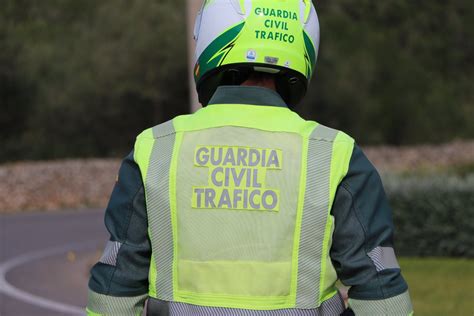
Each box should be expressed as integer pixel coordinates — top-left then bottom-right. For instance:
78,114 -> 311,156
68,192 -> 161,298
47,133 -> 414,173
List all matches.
289,77 -> 299,84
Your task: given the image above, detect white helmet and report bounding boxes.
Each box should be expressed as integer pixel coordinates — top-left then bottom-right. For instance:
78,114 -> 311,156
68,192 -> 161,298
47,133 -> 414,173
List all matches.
193,0 -> 320,107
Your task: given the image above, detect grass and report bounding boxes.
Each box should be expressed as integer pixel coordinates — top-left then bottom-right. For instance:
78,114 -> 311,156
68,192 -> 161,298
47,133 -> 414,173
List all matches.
399,258 -> 474,315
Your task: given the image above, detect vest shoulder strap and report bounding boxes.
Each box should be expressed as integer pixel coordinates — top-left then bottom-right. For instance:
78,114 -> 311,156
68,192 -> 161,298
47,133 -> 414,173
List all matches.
310,124 -> 354,144
151,120 -> 176,139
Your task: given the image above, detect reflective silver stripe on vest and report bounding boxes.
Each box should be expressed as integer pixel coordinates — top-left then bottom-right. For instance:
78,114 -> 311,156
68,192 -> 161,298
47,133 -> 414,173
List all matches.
147,120 -> 176,301
148,291 -> 345,315
296,124 -> 339,308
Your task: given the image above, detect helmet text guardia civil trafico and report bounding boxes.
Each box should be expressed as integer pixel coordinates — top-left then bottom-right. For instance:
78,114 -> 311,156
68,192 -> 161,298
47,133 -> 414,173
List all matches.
194,0 -> 320,107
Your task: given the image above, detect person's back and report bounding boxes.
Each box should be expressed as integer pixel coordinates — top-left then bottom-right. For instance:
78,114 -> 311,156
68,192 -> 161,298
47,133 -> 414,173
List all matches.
135,85 -> 353,312
87,1 -> 413,315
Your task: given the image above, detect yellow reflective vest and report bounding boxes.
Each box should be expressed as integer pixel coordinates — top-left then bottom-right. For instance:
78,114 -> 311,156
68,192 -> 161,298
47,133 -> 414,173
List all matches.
134,103 -> 354,313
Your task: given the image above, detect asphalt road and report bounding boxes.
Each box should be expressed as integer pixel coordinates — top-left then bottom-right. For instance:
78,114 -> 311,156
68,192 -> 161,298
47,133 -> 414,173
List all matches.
0,210 -> 108,316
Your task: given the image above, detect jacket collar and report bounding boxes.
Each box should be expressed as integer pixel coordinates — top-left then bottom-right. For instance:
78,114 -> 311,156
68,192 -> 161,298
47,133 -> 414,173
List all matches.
208,86 -> 288,108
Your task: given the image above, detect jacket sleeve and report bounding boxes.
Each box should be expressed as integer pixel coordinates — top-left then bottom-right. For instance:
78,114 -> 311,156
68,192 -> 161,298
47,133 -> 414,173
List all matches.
330,145 -> 414,316
87,150 -> 150,316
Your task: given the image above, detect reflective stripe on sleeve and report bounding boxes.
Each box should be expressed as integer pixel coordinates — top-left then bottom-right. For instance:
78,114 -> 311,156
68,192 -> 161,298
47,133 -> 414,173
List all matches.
87,289 -> 147,316
349,290 -> 413,316
367,247 -> 400,272
99,241 -> 122,267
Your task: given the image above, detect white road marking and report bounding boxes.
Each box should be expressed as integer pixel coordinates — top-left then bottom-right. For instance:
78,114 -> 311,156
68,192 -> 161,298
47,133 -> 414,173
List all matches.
0,242 -> 97,316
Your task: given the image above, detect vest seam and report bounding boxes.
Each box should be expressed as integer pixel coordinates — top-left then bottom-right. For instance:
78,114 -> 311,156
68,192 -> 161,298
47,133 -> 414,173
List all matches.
153,131 -> 177,139
309,137 -> 353,143
137,126 -> 178,140
174,126 -> 313,136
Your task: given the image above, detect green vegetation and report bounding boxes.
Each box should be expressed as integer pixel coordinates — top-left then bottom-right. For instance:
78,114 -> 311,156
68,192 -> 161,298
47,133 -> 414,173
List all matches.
444,163 -> 474,177
1,0 -> 188,162
384,173 -> 474,257
1,0 -> 473,162
299,1 -> 474,145
400,258 -> 474,316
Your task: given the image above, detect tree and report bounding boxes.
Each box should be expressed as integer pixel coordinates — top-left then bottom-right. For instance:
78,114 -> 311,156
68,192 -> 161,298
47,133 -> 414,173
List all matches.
0,0 -> 472,162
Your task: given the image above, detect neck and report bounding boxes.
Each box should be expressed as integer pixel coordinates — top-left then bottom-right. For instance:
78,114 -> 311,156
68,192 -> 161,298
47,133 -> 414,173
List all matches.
241,77 -> 276,91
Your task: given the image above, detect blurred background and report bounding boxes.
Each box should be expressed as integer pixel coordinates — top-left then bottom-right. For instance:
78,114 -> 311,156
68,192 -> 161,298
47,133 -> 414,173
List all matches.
0,1 -> 473,315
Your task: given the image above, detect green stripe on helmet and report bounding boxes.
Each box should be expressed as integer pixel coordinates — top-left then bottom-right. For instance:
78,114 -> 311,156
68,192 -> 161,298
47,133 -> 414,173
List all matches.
194,22 -> 245,83
303,31 -> 316,78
